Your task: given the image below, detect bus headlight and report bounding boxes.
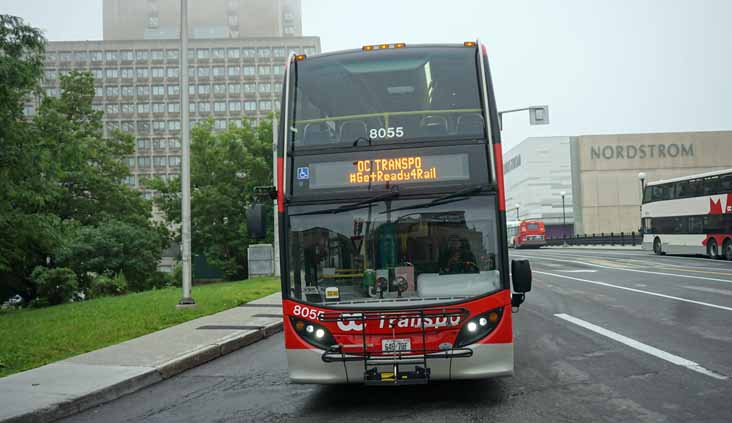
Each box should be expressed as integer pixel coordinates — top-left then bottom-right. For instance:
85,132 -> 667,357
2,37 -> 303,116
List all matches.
454,308 -> 503,347
289,317 -> 337,350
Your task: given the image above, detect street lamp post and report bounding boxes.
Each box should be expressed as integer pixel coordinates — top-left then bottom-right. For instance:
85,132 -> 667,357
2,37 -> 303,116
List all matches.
515,204 -> 520,220
560,191 -> 566,225
638,172 -> 647,233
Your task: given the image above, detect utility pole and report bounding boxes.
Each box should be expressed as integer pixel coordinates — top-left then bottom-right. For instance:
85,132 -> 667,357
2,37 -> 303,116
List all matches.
178,0 -> 195,308
272,117 -> 280,276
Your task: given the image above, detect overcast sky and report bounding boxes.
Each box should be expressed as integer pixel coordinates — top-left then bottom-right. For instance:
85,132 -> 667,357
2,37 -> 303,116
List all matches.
3,0 -> 731,151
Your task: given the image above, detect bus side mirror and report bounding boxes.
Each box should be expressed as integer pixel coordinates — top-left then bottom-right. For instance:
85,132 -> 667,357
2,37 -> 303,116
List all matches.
247,203 -> 266,240
511,259 -> 532,308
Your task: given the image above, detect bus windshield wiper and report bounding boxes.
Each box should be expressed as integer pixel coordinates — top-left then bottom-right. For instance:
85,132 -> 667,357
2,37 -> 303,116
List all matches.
384,185 -> 484,213
290,188 -> 400,216
352,137 -> 372,147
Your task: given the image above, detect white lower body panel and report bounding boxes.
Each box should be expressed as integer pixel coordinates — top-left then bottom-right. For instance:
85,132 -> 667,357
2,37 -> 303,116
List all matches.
286,343 -> 514,384
643,234 -> 707,255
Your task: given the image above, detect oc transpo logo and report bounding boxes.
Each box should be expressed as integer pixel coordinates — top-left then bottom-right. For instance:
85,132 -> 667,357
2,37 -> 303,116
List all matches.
335,313 -> 461,332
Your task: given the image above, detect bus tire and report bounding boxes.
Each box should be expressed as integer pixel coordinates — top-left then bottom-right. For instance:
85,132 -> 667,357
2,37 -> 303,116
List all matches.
723,239 -> 732,261
707,238 -> 720,259
653,237 -> 663,255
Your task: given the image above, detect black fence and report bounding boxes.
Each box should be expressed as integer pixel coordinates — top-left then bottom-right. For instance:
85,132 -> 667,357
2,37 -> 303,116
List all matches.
546,232 -> 642,247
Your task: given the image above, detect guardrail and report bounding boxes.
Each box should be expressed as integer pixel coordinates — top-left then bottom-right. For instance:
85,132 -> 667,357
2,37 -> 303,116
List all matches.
546,232 -> 642,247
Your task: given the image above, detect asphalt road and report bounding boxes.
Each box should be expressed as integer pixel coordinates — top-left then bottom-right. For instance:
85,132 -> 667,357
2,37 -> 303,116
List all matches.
64,248 -> 732,423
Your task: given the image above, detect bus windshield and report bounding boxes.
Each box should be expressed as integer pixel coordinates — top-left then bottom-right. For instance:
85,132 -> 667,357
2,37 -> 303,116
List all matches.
286,196 -> 502,307
292,46 -> 485,146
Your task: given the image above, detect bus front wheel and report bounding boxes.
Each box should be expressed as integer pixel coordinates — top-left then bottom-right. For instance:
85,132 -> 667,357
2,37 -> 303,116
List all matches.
653,237 -> 663,255
723,239 -> 732,261
708,238 -> 720,259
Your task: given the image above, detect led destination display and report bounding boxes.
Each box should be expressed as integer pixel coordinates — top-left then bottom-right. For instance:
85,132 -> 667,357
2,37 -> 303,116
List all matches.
307,153 -> 470,189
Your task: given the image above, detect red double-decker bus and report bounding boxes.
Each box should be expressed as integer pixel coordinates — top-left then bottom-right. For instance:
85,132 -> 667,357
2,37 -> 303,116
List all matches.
249,41 -> 532,385
506,220 -> 546,249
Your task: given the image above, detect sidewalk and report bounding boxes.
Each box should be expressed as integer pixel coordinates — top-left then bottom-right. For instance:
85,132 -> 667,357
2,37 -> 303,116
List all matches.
0,292 -> 283,423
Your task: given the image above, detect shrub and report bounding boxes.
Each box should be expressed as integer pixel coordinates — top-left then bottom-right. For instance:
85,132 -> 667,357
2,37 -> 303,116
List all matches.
89,273 -> 128,298
169,263 -> 183,287
31,266 -> 79,305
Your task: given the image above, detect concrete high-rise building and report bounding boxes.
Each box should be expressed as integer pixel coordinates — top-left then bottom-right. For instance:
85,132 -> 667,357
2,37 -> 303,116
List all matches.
103,0 -> 302,40
34,1 -> 319,202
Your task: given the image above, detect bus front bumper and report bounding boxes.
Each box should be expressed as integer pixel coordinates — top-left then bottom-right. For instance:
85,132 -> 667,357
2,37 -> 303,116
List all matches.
286,343 -> 514,384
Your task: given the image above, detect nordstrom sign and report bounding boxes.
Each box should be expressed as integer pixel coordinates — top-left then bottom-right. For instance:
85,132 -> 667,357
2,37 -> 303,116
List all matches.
590,143 -> 694,160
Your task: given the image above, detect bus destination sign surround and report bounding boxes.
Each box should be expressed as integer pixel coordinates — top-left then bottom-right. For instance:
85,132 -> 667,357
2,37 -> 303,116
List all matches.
307,153 -> 470,189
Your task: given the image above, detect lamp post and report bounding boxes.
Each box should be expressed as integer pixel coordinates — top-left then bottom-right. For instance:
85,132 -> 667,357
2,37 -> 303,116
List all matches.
515,203 -> 520,220
560,191 -> 566,225
638,172 -> 647,233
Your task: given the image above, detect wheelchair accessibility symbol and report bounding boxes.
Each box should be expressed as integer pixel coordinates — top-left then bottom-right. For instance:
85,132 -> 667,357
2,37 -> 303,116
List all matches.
297,167 -> 310,180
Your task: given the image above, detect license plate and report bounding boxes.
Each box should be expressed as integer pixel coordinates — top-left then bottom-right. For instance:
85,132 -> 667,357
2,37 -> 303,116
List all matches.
382,338 -> 411,353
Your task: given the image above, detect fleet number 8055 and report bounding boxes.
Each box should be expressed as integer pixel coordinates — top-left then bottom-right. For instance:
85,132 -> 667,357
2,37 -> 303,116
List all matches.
293,304 -> 321,321
369,126 -> 404,139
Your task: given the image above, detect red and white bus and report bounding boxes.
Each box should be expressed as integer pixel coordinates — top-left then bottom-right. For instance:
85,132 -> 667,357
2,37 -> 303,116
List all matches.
249,41 -> 532,385
506,220 -> 546,248
641,168 -> 732,260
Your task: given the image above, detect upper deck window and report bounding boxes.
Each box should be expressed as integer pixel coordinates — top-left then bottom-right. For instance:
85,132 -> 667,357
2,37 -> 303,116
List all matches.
292,47 -> 485,147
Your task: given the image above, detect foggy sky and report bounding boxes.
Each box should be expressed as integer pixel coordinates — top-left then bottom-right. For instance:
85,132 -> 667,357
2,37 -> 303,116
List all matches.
3,0 -> 730,151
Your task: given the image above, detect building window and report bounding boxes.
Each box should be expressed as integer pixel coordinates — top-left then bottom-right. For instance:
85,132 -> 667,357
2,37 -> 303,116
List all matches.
259,100 -> 272,111
137,121 -> 151,133
167,84 -> 180,96
46,87 -> 60,97
153,156 -> 168,167
243,83 -> 255,93
273,47 -> 285,58
148,15 -> 159,28
92,103 -> 104,112
152,85 -> 165,96
137,138 -> 151,149
227,48 -> 240,59
243,66 -> 255,76
257,65 -> 271,75
121,68 -> 135,78
212,48 -> 225,59
151,67 -> 164,78
105,86 -> 120,97
105,68 -> 119,78
136,67 -> 150,78
166,67 -> 179,78
152,103 -> 166,113
168,120 -> 181,131
167,103 -> 180,113
137,103 -> 151,113
170,138 -> 181,149
196,48 -> 210,59
197,84 -> 210,95
121,121 -> 135,132
44,70 -> 58,80
135,50 -> 150,61
138,156 -> 152,168
197,67 -> 211,78
124,175 -> 136,186
212,66 -> 225,77
242,48 -> 256,58
213,84 -> 227,95
166,49 -> 179,60
120,50 -> 134,61
23,104 -> 34,116
152,138 -> 166,149
151,50 -> 164,60
152,120 -> 166,132
91,69 -> 103,79
227,65 -> 240,77
273,65 -> 284,76
258,83 -> 271,93
304,47 -> 316,56
169,155 -> 181,167
136,85 -> 151,97
198,102 -> 211,112
214,119 -> 227,130
45,52 -> 58,62
94,87 -> 104,97
189,103 -> 196,113
75,51 -> 89,62
105,51 -> 119,61
228,101 -> 241,112
258,48 -> 271,58
228,83 -> 241,94
90,51 -> 103,61
284,26 -> 295,35
244,101 -> 256,111
121,86 -> 135,97
214,101 -> 226,113
229,119 -> 242,128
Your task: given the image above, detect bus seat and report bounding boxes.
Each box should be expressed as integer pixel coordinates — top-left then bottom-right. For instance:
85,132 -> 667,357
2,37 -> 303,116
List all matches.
301,123 -> 330,145
419,115 -> 449,137
339,120 -> 368,144
456,114 -> 484,136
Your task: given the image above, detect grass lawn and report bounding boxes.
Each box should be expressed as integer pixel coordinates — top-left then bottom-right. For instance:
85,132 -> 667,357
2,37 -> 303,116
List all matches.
0,277 -> 280,378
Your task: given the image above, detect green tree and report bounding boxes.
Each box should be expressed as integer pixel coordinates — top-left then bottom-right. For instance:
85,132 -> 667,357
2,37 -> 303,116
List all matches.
151,119 -> 274,280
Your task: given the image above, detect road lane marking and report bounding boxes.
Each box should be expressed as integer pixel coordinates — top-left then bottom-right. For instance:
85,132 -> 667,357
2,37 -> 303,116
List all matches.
682,285 -> 732,297
556,270 -> 598,273
515,254 -> 732,284
555,313 -> 727,380
535,270 -> 732,313
525,249 -> 732,265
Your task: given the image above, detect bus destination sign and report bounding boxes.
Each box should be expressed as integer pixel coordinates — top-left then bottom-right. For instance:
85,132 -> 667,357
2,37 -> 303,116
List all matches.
307,153 -> 470,189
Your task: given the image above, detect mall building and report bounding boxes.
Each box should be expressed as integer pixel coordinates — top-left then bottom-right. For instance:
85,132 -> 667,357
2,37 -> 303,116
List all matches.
503,130 -> 732,237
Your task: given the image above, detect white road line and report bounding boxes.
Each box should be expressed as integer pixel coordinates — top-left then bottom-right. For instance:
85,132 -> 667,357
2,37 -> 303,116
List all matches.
555,313 -> 727,380
514,254 -> 732,284
525,249 -> 732,265
535,270 -> 732,313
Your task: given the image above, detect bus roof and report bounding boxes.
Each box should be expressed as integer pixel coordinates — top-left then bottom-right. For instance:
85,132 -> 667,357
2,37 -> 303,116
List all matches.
297,42 -> 479,61
646,168 -> 732,186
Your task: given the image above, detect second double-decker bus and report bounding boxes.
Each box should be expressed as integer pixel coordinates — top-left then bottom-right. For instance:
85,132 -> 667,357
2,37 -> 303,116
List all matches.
506,220 -> 546,248
249,41 -> 532,385
641,168 -> 732,260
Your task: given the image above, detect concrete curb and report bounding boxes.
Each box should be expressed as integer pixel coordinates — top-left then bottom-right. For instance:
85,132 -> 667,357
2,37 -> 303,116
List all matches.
3,320 -> 283,423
